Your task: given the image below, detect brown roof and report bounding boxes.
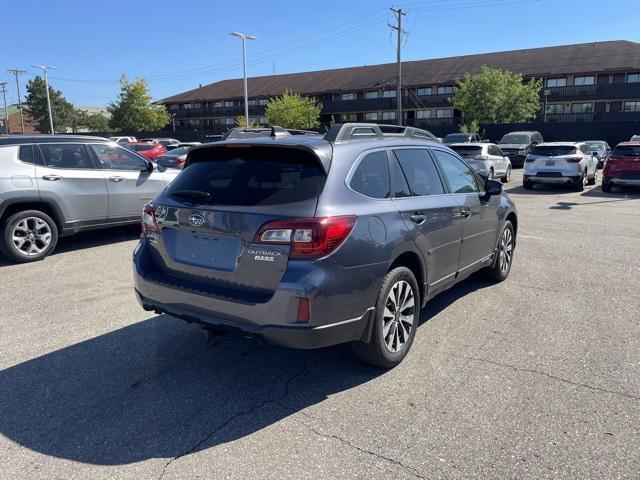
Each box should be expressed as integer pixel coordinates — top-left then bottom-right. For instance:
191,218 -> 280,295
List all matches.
161,40 -> 640,103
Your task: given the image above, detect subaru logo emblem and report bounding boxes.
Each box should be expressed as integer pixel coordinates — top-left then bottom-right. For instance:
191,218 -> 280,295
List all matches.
188,214 -> 205,227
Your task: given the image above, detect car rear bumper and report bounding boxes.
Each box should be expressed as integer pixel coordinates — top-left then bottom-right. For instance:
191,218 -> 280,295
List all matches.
524,173 -> 578,184
608,178 -> 640,186
132,238 -> 377,349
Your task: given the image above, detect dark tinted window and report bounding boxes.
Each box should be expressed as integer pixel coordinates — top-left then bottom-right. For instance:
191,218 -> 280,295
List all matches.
18,145 -> 35,164
500,134 -> 530,144
168,146 -> 326,206
39,144 -> 95,169
350,151 -> 390,199
612,145 -> 640,157
90,144 -> 148,171
133,144 -> 155,152
432,149 -> 480,194
531,145 -> 577,156
444,134 -> 471,143
586,142 -> 605,152
450,145 -> 483,156
393,149 -> 444,196
391,157 -> 411,198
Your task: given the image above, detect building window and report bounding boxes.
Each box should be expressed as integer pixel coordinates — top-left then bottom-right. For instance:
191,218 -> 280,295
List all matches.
382,111 -> 397,121
225,117 -> 235,125
417,87 -> 432,96
547,78 -> 567,88
571,102 -> 593,113
341,113 -> 357,121
436,108 -> 452,118
628,73 -> 640,83
573,76 -> 595,86
189,119 -> 201,126
258,98 -> 269,105
437,85 -> 453,95
169,104 -> 179,111
545,104 -> 564,114
212,118 -> 222,125
364,91 -> 378,99
364,112 -> 379,121
224,101 -> 234,108
212,101 -> 222,108
193,102 -> 201,109
415,109 -> 431,119
183,103 -> 192,109
248,99 -> 257,106
341,93 -> 355,101
623,101 -> 640,112
383,90 -> 397,98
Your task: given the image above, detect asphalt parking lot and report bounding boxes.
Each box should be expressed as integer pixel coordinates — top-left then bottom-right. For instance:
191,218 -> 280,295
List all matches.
1,169 -> 639,480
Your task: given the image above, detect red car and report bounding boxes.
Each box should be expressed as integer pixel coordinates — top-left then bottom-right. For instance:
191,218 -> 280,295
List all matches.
126,141 -> 166,161
602,141 -> 640,192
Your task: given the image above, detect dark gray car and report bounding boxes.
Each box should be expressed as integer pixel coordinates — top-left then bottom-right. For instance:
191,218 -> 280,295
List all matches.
133,123 -> 518,367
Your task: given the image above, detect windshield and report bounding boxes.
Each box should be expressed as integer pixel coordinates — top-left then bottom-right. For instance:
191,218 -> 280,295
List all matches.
531,145 -> 577,156
444,134 -> 471,143
167,146 -> 326,206
450,145 -> 483,155
586,142 -> 605,152
500,134 -> 530,144
133,144 -> 155,152
612,145 -> 640,157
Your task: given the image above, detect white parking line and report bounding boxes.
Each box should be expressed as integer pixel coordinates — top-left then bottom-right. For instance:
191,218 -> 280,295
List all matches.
519,235 -> 544,240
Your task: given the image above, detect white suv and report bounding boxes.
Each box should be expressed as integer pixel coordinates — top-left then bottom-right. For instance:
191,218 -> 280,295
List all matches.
449,143 -> 512,182
523,142 -> 598,191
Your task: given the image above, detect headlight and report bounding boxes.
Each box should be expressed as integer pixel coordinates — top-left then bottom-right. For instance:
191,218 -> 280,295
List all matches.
518,149 -> 526,155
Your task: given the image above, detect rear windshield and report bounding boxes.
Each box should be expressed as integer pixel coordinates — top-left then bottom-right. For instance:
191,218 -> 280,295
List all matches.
586,142 -> 605,152
612,145 -> 640,157
167,146 -> 326,206
444,134 -> 470,142
450,145 -> 483,155
531,145 -> 577,156
500,134 -> 530,144
133,144 -> 155,151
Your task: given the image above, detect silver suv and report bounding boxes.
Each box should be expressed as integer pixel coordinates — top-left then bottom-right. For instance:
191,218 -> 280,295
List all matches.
0,135 -> 178,262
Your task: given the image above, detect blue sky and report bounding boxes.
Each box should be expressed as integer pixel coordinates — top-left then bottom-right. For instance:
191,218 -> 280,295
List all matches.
2,0 -> 638,107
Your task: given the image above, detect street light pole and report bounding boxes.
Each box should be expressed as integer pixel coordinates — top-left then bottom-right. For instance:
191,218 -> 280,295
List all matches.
230,32 -> 256,127
33,65 -> 57,134
543,89 -> 551,122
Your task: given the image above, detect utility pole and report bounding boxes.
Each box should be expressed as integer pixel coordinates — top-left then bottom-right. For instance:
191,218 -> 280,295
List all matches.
33,65 -> 56,134
0,82 -> 9,134
7,69 -> 26,134
389,7 -> 406,126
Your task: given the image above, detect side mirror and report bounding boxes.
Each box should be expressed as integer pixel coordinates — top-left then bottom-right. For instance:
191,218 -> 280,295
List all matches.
485,179 -> 502,197
145,161 -> 154,173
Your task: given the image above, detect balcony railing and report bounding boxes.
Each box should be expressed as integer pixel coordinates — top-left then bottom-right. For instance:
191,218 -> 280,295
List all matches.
545,82 -> 640,100
545,111 -> 640,122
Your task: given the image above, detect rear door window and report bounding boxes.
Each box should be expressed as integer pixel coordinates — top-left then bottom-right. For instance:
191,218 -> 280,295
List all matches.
38,144 -> 96,169
432,149 -> 480,194
612,145 -> 640,157
350,151 -> 390,199
90,144 -> 148,171
169,146 -> 327,206
392,149 -> 445,196
18,145 -> 36,164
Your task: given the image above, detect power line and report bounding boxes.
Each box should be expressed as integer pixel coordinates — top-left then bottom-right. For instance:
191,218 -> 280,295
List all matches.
7,69 -> 26,133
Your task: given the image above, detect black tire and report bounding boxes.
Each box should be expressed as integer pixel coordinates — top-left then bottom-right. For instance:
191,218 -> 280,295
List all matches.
488,168 -> 495,181
484,220 -> 515,282
602,176 -> 612,193
351,266 -> 419,368
574,171 -> 585,192
501,166 -> 511,184
0,210 -> 59,263
587,169 -> 597,186
523,180 -> 533,190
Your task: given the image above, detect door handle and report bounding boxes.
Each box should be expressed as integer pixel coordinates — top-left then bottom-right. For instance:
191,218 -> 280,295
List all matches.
454,209 -> 472,219
409,213 -> 426,225
109,176 -> 125,182
42,174 -> 63,181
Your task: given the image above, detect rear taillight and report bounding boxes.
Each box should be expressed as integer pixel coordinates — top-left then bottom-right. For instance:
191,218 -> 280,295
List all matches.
297,298 -> 310,322
566,156 -> 582,163
141,204 -> 157,234
176,157 -> 186,165
525,155 -> 536,163
254,216 -> 357,259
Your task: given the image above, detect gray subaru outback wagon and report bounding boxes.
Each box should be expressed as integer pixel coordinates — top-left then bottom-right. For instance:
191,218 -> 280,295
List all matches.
133,124 -> 517,367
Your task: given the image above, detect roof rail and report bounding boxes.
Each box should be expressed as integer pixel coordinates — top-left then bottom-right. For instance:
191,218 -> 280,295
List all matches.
324,123 -> 438,142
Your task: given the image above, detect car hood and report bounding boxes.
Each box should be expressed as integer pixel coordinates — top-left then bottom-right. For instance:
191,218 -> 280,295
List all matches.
499,143 -> 528,149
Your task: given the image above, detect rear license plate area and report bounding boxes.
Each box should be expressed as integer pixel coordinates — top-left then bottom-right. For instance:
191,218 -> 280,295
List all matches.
169,231 -> 241,271
545,160 -> 556,166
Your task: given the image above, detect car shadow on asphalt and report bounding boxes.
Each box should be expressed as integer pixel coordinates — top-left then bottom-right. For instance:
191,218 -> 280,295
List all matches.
0,275 -> 486,466
0,225 -> 141,268
504,184 -> 577,195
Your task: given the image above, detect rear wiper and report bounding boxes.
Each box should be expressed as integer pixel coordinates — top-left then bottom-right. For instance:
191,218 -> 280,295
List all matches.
170,189 -> 214,203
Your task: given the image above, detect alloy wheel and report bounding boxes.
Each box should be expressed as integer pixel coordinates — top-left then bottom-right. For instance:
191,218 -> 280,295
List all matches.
499,227 -> 513,275
11,217 -> 52,257
382,280 -> 416,353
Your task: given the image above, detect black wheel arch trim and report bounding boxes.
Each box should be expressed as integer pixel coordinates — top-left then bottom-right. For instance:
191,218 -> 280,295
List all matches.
0,197 -> 66,229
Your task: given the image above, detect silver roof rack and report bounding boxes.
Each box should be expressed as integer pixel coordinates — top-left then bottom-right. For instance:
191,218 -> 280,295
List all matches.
324,123 -> 439,142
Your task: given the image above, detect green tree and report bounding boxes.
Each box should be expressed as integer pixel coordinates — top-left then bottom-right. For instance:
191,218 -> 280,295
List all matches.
234,115 -> 258,128
264,90 -> 322,129
24,76 -> 74,133
459,119 -> 480,134
452,66 -> 542,124
73,109 -> 111,132
107,76 -> 170,131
